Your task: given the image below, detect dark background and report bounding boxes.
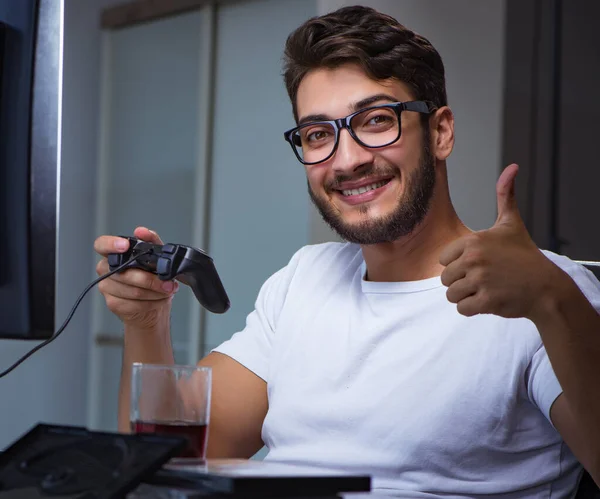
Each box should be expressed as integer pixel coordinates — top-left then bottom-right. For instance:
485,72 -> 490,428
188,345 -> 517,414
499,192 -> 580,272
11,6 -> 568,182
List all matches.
503,0 -> 599,267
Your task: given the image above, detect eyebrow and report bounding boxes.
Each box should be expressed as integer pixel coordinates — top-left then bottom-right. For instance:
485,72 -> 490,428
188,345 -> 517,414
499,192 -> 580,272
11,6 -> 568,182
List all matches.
297,93 -> 399,125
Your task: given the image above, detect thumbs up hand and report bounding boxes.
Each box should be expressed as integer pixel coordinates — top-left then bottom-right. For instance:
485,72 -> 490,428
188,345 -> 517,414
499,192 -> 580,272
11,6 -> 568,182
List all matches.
440,163 -> 560,319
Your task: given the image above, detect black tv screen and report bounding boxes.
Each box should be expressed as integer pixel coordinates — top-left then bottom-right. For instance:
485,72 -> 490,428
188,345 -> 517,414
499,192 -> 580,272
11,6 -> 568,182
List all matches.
0,0 -> 62,339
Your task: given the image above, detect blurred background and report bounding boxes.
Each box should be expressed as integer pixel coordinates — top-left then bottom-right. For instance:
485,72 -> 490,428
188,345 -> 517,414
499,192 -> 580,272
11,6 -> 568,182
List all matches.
0,0 -> 597,452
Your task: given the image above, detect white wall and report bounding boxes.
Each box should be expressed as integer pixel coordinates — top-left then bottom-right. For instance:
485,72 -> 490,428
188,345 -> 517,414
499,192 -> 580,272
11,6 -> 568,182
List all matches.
0,0 -> 120,450
313,0 -> 507,240
202,0 -> 318,353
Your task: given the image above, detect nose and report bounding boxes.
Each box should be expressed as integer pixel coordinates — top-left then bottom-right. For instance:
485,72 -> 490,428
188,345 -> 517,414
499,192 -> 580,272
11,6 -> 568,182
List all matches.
330,128 -> 375,174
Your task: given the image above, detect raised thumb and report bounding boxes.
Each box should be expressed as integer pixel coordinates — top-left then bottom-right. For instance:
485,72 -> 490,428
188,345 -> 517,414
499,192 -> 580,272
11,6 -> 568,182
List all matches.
495,163 -> 520,225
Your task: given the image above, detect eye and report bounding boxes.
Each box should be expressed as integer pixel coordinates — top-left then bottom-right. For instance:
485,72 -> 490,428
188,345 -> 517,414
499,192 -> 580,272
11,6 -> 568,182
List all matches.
301,126 -> 333,146
306,130 -> 330,142
366,114 -> 394,126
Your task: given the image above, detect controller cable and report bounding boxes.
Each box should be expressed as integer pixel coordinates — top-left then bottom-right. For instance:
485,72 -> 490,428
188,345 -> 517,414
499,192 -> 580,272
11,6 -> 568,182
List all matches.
0,250 -> 153,378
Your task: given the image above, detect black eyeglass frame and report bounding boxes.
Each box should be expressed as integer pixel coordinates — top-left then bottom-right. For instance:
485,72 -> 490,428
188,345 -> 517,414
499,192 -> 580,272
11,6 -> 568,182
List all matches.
283,100 -> 436,165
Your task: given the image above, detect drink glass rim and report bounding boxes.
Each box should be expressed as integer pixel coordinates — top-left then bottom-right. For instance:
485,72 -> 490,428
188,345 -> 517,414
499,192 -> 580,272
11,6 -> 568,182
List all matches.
132,362 -> 211,374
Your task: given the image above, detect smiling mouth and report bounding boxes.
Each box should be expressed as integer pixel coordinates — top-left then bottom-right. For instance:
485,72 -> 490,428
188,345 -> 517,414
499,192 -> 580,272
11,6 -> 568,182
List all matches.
337,179 -> 392,197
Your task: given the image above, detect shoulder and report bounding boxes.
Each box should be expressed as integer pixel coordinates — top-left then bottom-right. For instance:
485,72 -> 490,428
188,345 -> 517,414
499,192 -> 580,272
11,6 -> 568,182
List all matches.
292,241 -> 362,269
541,250 -> 600,310
276,241 -> 362,287
254,242 -> 362,323
260,241 -> 361,294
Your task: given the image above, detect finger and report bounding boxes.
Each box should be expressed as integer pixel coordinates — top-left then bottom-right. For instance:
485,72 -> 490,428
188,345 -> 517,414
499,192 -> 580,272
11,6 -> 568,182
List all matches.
104,294 -> 174,319
446,277 -> 477,305
96,260 -> 179,295
94,235 -> 130,256
440,259 -> 466,287
117,269 -> 179,294
133,226 -> 164,245
495,163 -> 520,225
131,227 -> 186,287
98,277 -> 175,301
439,237 -> 466,267
96,257 -> 110,276
455,294 -> 483,317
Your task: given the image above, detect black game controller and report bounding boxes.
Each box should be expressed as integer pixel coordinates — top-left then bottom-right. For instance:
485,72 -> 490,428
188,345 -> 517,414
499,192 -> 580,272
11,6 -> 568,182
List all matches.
107,237 -> 230,314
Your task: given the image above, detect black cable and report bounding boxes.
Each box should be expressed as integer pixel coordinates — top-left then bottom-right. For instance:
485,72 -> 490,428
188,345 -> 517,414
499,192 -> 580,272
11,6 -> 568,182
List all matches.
0,250 -> 152,378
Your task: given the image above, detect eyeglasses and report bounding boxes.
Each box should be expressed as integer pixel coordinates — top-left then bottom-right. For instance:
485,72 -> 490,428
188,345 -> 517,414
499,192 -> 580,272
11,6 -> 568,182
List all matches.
283,101 -> 434,165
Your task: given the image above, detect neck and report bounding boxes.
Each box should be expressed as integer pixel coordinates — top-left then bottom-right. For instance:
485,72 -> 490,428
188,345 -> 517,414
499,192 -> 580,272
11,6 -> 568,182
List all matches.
360,184 -> 471,283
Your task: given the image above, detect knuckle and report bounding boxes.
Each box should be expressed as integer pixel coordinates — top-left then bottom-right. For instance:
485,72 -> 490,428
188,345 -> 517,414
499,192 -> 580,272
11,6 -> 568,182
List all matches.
478,290 -> 492,310
465,233 -> 482,246
457,302 -> 475,317
130,269 -> 154,290
470,266 -> 487,284
129,286 -> 145,300
122,270 -> 148,289
104,294 -> 119,311
464,248 -> 483,268
127,270 -> 164,294
440,270 -> 450,287
144,273 -> 160,292
96,258 -> 107,276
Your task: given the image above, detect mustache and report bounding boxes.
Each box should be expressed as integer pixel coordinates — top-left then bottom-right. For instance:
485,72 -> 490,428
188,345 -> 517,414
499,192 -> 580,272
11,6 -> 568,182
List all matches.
325,164 -> 398,192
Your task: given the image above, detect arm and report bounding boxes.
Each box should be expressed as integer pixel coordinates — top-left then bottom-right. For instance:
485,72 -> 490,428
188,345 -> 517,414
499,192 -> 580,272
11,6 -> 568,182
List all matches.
119,338 -> 269,456
440,164 -> 600,484
117,328 -> 269,453
118,316 -> 175,433
116,312 -> 268,454
198,352 -> 268,458
530,267 -> 600,484
94,227 -> 179,432
97,227 -> 288,453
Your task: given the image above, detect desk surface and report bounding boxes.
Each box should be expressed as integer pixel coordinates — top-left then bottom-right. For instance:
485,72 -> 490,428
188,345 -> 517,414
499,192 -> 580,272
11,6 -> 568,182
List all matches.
132,459 -> 373,499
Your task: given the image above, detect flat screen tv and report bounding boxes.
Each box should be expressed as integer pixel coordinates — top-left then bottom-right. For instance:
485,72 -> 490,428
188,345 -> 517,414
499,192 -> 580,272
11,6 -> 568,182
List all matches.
0,0 -> 62,339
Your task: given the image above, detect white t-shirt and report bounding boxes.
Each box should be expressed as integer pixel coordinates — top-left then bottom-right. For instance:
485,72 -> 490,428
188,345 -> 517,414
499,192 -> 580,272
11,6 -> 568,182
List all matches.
213,242 -> 600,498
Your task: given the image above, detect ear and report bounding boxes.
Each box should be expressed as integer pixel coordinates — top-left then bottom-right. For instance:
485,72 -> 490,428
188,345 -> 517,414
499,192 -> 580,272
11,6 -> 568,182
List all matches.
430,106 -> 454,161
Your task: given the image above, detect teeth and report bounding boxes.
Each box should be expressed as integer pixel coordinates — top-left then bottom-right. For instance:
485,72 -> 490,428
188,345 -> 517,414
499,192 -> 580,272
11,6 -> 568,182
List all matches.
342,180 -> 387,197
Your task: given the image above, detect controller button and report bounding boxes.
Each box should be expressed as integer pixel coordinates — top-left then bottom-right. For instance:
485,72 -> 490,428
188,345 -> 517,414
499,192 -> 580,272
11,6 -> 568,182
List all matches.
108,254 -> 121,267
157,257 -> 172,276
162,244 -> 176,254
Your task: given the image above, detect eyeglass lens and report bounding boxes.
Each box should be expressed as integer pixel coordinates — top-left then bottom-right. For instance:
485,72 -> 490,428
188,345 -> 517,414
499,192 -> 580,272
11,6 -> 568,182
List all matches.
291,106 -> 400,164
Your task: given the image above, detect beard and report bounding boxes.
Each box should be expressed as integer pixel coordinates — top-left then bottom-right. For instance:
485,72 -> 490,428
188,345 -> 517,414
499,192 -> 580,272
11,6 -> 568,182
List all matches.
308,129 -> 436,245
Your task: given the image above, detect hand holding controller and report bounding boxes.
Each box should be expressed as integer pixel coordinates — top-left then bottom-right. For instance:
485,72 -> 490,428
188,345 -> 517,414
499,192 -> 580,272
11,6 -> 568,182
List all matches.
107,237 -> 230,314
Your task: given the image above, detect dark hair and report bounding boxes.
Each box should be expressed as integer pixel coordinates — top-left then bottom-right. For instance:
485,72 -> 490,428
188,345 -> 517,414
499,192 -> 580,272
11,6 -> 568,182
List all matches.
283,5 -> 447,122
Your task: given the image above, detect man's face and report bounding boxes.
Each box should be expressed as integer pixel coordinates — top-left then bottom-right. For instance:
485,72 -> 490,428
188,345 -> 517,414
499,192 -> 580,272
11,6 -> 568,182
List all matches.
296,64 -> 436,245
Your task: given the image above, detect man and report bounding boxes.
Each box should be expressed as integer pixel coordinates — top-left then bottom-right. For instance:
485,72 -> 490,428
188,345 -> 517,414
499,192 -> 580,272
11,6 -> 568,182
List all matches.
94,5 -> 600,497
